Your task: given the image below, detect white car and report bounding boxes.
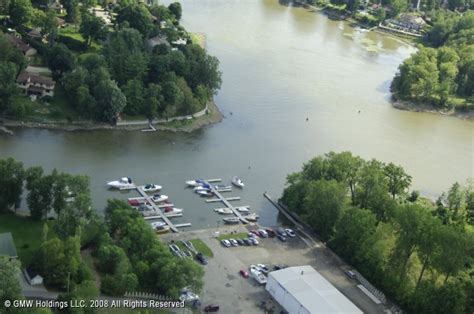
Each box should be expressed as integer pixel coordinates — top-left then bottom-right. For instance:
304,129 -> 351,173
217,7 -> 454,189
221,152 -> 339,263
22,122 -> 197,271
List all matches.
221,239 -> 231,247
285,228 -> 296,237
229,239 -> 239,246
257,264 -> 270,274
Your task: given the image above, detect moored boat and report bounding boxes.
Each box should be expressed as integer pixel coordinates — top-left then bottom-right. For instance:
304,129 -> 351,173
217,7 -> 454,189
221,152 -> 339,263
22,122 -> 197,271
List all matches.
186,179 -> 206,187
142,184 -> 162,193
231,176 -> 244,188
197,190 -> 213,197
236,206 -> 249,213
152,194 -> 168,202
244,213 -> 259,222
223,217 -> 240,224
164,207 -> 184,214
150,221 -> 166,229
214,208 -> 233,215
155,225 -> 170,234
194,184 -> 211,191
107,177 -> 134,189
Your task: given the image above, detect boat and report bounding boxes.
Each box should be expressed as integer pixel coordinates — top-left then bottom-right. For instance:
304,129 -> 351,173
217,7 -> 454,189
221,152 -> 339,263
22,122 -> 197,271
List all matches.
244,213 -> 259,222
142,184 -> 162,193
152,194 -> 168,202
214,208 -> 233,215
107,177 -> 134,189
128,199 -> 150,207
231,176 -> 244,188
164,207 -> 183,214
151,221 -> 166,229
155,225 -> 170,234
197,190 -> 213,197
223,217 -> 240,224
194,184 -> 211,191
236,206 -> 249,213
186,179 -> 206,187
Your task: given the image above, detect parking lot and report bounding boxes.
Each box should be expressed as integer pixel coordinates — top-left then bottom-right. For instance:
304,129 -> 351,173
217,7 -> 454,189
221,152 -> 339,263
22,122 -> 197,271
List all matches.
162,225 -> 387,314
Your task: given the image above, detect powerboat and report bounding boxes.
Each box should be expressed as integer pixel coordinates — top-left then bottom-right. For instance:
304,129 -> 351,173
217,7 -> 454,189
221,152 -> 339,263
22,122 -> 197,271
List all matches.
107,177 -> 133,189
231,176 -> 244,188
155,225 -> 170,234
128,199 -> 150,207
194,184 -> 211,191
236,206 -> 249,213
164,207 -> 183,214
214,208 -> 233,215
142,184 -> 162,193
186,179 -> 206,187
151,221 -> 166,229
244,213 -> 259,222
197,190 -> 213,197
223,217 -> 240,224
152,194 -> 168,202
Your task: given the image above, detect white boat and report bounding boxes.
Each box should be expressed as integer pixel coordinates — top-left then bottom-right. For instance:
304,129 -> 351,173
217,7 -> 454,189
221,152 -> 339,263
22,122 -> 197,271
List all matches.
231,176 -> 244,188
194,184 -> 211,191
214,208 -> 233,215
152,194 -> 168,202
223,217 -> 240,224
151,221 -> 166,229
163,207 -> 183,215
107,177 -> 133,189
186,179 -> 206,187
155,225 -> 170,234
236,206 -> 249,213
244,213 -> 259,222
197,190 -> 213,197
142,184 -> 162,193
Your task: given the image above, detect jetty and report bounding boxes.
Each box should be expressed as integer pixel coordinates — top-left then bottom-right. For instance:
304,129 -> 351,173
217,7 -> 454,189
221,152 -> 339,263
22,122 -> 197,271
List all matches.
204,180 -> 248,224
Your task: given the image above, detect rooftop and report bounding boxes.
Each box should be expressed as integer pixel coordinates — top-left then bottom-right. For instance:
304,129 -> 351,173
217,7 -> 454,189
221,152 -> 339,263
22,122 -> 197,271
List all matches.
268,265 -> 362,314
17,71 -> 55,87
0,232 -> 18,258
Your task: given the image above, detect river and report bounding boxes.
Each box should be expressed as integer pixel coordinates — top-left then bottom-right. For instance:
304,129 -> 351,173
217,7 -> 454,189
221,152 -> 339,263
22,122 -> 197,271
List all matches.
0,0 -> 472,230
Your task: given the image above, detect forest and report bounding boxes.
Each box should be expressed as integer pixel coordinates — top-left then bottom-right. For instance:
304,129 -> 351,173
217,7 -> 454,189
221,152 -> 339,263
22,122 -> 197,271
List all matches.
280,151 -> 474,313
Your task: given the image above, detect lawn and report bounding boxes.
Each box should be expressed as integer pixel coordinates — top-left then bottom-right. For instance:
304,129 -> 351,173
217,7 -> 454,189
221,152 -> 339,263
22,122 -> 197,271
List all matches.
216,232 -> 248,241
175,239 -> 214,258
0,212 -> 44,267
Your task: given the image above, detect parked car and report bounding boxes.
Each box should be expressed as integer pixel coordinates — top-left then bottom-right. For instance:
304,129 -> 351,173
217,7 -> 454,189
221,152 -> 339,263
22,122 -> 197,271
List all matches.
204,304 -> 220,312
196,252 -> 207,265
250,237 -> 259,245
265,228 -> 276,237
250,230 -> 260,237
258,229 -> 268,238
237,239 -> 245,246
243,238 -> 252,246
229,239 -> 238,246
221,239 -> 231,247
345,270 -> 357,279
257,264 -> 270,274
239,269 -> 249,278
248,232 -> 255,238
285,228 -> 296,237
277,234 -> 287,242
277,227 -> 287,237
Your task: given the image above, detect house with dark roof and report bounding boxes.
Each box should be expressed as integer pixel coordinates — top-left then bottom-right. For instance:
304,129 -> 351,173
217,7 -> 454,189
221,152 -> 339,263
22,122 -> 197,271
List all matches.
6,34 -> 37,56
23,267 -> 44,285
16,71 -> 56,100
0,232 -> 18,261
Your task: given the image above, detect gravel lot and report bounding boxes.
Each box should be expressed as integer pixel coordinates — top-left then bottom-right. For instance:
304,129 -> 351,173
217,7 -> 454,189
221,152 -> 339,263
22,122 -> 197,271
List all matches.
162,225 -> 387,314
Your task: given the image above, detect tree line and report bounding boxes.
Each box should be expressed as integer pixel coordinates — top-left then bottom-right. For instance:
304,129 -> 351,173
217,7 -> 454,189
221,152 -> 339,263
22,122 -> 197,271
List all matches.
280,151 -> 474,313
391,11 -> 474,110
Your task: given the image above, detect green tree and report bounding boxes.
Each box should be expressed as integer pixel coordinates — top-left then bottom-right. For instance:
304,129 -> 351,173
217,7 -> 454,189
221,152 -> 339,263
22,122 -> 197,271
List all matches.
116,3 -> 153,37
47,44 -> 76,80
94,79 -> 127,124
168,2 -> 182,20
0,157 -> 25,211
302,179 -> 347,241
0,257 -> 22,304
9,0 -> 33,26
384,162 -> 412,200
79,12 -> 107,47
62,0 -> 81,24
26,167 -> 54,220
37,237 -> 68,288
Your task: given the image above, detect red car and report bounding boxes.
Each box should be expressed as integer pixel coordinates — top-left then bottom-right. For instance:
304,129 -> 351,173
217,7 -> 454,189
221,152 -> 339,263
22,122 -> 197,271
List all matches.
239,269 -> 249,278
250,230 -> 260,237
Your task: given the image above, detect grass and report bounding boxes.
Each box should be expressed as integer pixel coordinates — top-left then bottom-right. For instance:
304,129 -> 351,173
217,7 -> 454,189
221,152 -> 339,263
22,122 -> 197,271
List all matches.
189,32 -> 205,48
175,239 -> 214,258
216,232 -> 249,241
0,212 -> 45,267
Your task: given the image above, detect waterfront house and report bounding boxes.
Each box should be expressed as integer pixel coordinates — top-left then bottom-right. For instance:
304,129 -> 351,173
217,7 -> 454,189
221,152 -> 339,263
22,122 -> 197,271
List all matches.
16,71 -> 56,100
0,232 -> 18,261
393,14 -> 426,31
6,34 -> 37,56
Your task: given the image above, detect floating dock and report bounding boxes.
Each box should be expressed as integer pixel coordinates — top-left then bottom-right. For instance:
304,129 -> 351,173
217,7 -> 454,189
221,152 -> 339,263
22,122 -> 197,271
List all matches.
206,197 -> 241,203
204,180 -> 248,224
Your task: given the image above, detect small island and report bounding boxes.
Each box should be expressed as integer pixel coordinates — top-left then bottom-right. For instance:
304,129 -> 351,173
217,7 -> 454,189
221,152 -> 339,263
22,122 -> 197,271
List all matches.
0,1 -> 223,131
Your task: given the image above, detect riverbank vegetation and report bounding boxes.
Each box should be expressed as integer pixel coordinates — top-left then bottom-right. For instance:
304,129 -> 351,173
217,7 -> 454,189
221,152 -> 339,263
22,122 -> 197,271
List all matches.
0,1 -> 222,125
391,11 -> 474,112
280,151 -> 474,313
0,157 -> 204,310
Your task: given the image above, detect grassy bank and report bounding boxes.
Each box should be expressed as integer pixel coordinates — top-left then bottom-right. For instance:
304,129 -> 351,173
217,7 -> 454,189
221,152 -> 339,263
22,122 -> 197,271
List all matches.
0,212 -> 44,266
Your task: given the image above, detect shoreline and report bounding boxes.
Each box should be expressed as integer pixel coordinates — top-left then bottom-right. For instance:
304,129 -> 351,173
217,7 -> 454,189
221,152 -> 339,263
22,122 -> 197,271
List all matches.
1,100 -> 223,134
392,100 -> 474,120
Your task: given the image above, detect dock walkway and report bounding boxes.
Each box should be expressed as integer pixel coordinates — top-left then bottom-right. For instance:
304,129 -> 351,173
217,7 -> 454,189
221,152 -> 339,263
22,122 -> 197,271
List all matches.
136,187 -> 181,232
206,181 -> 248,224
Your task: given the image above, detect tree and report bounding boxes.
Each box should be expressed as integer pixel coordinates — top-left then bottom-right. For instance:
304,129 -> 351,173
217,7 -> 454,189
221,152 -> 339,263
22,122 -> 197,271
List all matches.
94,79 -> 127,124
0,157 -> 25,211
9,0 -> 33,26
79,13 -> 107,47
41,9 -> 59,46
0,257 -> 22,304
36,237 -> 68,288
0,62 -> 19,114
63,0 -> 81,24
168,2 -> 182,20
47,44 -> 76,80
384,162 -> 412,199
26,167 -> 54,220
302,179 -> 347,241
116,3 -> 153,37
122,79 -> 145,115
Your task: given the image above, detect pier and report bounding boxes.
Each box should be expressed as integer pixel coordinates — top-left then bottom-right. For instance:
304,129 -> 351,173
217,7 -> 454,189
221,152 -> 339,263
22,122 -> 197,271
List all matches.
205,180 -> 248,224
